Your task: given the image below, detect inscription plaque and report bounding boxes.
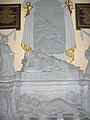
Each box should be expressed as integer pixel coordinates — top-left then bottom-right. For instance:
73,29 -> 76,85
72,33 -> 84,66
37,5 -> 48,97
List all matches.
75,4 -> 90,30
0,4 -> 21,30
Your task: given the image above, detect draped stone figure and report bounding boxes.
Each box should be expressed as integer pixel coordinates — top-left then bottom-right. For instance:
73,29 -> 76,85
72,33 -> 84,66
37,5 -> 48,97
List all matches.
16,94 -> 78,115
16,94 -> 90,120
21,51 -> 78,72
0,30 -> 15,76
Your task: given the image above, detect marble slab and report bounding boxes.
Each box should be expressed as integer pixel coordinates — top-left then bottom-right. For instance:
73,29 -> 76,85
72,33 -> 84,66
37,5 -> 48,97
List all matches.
20,70 -> 83,81
34,0 -> 66,54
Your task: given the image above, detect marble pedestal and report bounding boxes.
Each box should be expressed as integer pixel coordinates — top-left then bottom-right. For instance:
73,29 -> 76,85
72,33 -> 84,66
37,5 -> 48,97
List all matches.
15,71 -> 90,120
0,77 -> 15,120
0,72 -> 90,120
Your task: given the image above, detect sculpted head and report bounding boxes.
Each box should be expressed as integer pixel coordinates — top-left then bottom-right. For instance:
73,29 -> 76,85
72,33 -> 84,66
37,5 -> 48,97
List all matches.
1,35 -> 8,44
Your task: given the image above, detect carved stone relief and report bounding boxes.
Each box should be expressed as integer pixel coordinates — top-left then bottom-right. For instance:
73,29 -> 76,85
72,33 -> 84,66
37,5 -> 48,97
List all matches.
33,0 -> 66,54
15,93 -> 90,120
0,92 -> 7,114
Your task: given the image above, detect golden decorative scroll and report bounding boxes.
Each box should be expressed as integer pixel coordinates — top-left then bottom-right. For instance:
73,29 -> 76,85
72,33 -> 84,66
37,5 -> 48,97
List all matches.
21,41 -> 33,52
66,44 -> 77,63
21,41 -> 33,61
21,41 -> 76,63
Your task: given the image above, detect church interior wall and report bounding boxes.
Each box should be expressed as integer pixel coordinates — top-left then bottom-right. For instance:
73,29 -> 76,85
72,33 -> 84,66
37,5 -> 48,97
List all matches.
0,0 -> 90,72
73,0 -> 90,72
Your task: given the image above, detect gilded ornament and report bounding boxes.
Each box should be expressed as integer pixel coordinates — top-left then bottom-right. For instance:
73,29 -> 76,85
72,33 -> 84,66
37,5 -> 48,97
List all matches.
21,41 -> 33,52
66,44 -> 77,63
65,0 -> 74,15
22,1 -> 33,17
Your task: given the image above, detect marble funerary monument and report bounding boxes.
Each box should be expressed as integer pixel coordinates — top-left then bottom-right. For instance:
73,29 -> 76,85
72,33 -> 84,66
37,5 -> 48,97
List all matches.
0,0 -> 90,120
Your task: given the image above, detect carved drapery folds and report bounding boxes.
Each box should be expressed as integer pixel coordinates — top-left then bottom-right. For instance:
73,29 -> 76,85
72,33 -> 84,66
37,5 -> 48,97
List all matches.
22,0 -> 76,63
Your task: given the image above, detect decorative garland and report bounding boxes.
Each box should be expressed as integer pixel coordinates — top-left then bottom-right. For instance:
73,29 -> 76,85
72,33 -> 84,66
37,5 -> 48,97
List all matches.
21,41 -> 33,52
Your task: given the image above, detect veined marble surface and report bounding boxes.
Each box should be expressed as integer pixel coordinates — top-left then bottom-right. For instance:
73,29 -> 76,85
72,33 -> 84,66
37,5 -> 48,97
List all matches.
33,0 -> 66,54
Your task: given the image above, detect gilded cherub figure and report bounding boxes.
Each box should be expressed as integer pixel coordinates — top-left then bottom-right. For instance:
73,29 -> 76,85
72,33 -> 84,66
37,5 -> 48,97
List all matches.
23,1 -> 33,17
65,0 -> 74,15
